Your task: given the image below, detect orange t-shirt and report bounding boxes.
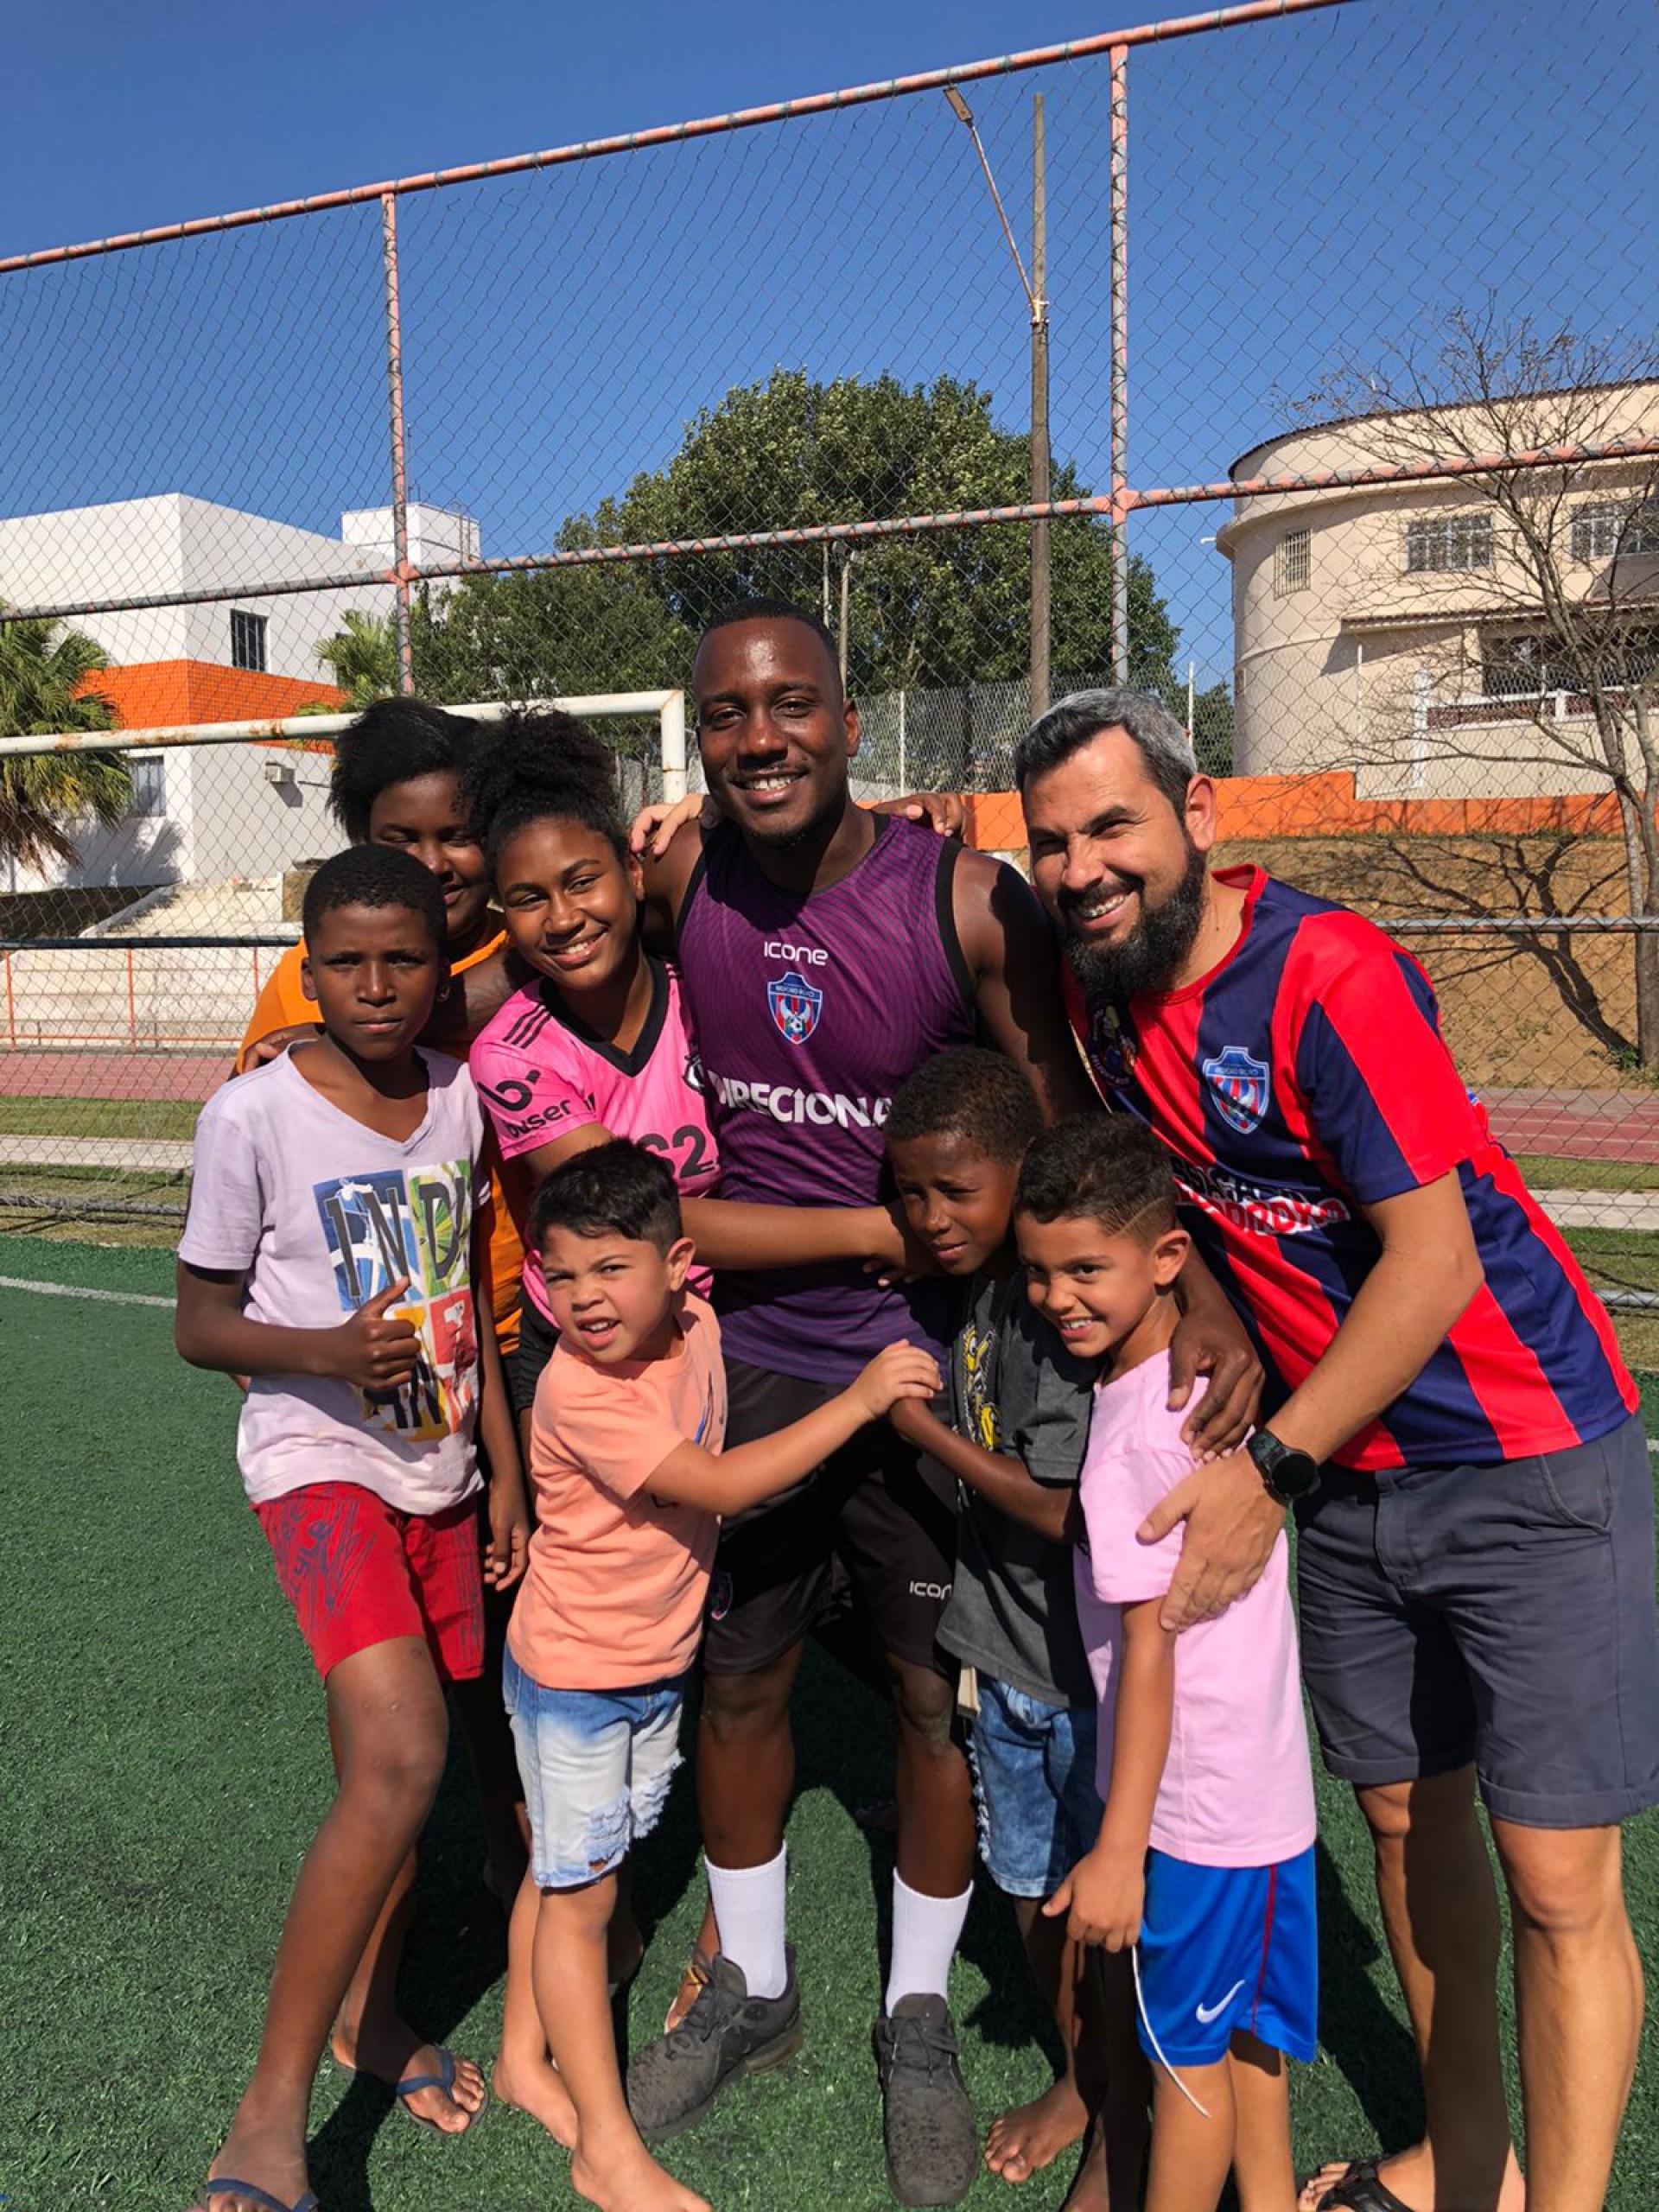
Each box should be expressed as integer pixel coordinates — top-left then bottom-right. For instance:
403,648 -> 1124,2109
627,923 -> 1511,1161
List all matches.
510,1294 -> 728,1691
235,931 -> 526,1347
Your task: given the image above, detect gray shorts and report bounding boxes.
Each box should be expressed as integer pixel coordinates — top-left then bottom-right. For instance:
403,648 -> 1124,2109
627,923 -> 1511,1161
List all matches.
1294,1413 -> 1659,1828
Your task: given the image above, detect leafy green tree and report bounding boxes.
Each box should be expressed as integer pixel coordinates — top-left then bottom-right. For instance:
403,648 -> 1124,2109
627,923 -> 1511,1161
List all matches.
315,609 -> 399,709
0,607 -> 131,869
418,370 -> 1195,715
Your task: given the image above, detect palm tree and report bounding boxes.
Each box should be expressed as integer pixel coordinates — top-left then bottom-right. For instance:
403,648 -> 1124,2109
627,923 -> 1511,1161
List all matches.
0,607 -> 132,870
315,610 -> 398,708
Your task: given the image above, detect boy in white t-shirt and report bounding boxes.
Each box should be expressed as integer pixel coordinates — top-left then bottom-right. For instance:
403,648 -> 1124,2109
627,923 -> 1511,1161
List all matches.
1018,1116 -> 1318,2212
175,846 -> 528,2212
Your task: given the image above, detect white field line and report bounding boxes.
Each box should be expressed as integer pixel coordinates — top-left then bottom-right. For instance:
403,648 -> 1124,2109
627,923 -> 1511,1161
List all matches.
0,1274 -> 173,1308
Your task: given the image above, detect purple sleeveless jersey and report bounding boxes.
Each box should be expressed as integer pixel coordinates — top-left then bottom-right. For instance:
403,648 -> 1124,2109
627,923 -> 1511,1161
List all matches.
677,815 -> 977,1383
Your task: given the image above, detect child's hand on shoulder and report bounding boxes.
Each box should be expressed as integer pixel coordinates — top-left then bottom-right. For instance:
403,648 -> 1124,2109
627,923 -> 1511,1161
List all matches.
485,1465 -> 531,1592
321,1281 -> 422,1390
1043,1843 -> 1145,1952
849,1340 -> 942,1422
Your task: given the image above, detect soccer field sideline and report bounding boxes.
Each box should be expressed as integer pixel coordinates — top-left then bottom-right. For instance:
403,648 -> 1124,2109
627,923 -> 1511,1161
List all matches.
3,1234 -> 1656,2212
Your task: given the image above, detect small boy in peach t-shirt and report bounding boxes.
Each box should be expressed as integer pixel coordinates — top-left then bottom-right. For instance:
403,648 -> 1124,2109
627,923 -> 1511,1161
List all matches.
497,1138 -> 939,2212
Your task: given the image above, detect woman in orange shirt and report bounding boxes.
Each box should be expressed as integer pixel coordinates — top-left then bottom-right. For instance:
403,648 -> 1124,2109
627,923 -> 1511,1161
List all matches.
236,696 -> 530,1909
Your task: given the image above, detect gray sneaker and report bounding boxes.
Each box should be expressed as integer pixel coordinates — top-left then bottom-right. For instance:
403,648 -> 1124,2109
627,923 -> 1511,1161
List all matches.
873,1994 -> 978,2208
626,1950 -> 802,2143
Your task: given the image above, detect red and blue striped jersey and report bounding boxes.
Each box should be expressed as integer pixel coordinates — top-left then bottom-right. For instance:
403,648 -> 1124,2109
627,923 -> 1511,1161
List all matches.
1064,866 -> 1636,1471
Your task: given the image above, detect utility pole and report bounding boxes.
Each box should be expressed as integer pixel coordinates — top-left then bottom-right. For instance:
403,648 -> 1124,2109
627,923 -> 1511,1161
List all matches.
838,550 -> 855,695
1030,95 -> 1051,718
944,86 -> 1051,727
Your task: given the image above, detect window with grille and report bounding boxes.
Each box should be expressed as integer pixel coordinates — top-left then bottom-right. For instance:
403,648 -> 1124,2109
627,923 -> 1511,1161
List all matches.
230,609 -> 268,671
129,755 -> 166,817
1405,514 -> 1493,573
1571,501 -> 1659,564
1274,528 -> 1310,595
1483,626 -> 1659,696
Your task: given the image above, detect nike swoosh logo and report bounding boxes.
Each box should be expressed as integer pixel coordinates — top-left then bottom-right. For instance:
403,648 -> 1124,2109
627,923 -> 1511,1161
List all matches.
1194,1979 -> 1246,2024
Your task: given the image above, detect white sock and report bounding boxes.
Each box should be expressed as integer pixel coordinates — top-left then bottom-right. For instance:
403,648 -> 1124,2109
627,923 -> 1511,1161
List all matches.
885,1871 -> 973,2015
705,1847 -> 789,2001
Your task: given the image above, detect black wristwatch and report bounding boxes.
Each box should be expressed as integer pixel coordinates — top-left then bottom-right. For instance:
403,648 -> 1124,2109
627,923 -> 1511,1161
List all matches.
1248,1427 -> 1321,1508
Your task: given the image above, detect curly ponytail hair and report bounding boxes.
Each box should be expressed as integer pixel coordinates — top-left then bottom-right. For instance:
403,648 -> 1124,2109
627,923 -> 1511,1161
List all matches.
462,707 -> 627,880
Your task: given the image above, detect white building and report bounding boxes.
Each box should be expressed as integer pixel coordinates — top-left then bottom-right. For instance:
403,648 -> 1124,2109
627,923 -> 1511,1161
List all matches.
0,494 -> 480,899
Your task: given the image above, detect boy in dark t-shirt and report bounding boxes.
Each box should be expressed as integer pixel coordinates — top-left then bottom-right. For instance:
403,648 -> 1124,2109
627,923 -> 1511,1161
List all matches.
884,1049 -> 1148,2212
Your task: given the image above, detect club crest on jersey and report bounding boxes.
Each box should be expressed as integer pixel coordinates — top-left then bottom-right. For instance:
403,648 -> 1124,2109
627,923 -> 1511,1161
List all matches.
767,968 -> 823,1046
1202,1045 -> 1271,1135
1090,999 -> 1137,1085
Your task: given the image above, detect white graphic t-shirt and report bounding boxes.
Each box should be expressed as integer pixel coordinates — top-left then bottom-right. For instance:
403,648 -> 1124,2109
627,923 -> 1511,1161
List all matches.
180,1046 -> 486,1514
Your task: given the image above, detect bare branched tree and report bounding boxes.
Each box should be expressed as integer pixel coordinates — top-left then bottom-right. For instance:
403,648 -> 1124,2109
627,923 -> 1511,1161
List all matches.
1293,309 -> 1659,1061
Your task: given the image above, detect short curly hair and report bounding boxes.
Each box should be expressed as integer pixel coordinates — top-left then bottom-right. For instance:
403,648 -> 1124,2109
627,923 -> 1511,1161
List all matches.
327,697 -> 482,844
1014,1114 -> 1179,1242
886,1047 -> 1044,1166
300,842 -> 448,952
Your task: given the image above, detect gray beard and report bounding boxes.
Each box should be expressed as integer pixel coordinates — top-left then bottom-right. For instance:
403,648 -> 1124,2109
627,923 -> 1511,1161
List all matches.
1063,842 -> 1209,1001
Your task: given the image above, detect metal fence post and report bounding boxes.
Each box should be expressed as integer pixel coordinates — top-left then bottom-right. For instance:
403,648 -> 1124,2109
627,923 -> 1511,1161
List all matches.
380,192 -> 416,696
1109,42 -> 1129,688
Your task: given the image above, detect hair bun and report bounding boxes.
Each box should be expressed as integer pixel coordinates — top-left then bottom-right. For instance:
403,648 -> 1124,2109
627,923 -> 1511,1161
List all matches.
465,707 -> 617,836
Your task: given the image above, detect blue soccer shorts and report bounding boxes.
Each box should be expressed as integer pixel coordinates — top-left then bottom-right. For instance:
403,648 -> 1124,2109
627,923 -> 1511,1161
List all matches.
1135,1845 -> 1318,2069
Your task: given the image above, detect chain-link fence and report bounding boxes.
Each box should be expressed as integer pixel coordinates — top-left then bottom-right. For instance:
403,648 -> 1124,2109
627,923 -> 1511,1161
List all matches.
1,0 -> 1656,1351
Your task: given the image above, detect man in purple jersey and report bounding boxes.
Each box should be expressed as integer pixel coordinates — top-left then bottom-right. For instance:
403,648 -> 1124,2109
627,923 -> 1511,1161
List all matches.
622,605 -> 1262,2207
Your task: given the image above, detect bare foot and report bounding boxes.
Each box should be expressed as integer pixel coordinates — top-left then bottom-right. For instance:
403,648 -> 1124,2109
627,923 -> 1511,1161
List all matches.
571,2135 -> 711,2212
331,2021 -> 486,2133
985,2075 -> 1090,2182
491,2046 -> 578,2148
196,2108 -> 310,2212
1060,2123 -> 1113,2212
1298,2145 -> 1527,2212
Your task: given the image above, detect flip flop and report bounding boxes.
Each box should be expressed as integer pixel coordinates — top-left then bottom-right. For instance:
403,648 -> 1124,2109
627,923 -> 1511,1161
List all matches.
202,2183 -> 319,2212
1306,2159 -> 1421,2212
393,2044 -> 477,2132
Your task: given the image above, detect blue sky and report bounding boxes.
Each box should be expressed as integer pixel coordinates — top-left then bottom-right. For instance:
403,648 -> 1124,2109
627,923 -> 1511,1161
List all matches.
3,0 -> 1655,682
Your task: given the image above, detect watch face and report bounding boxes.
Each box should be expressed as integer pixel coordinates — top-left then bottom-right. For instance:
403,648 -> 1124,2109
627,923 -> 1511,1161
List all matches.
1251,1431 -> 1319,1502
1271,1453 -> 1319,1502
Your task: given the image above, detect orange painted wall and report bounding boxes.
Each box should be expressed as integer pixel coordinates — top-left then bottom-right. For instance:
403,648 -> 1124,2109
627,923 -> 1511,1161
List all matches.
77,660 -> 345,730
963,773 -> 1621,852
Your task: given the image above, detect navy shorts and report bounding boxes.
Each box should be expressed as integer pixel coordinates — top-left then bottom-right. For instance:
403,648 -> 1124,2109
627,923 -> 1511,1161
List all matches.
704,1358 -> 958,1680
969,1675 -> 1101,1899
1136,1846 -> 1318,2069
1295,1413 -> 1659,1827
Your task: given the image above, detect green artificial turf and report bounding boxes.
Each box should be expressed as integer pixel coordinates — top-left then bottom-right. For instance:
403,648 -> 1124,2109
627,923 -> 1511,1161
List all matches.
0,1235 -> 1655,2209
0,1095 -> 202,1141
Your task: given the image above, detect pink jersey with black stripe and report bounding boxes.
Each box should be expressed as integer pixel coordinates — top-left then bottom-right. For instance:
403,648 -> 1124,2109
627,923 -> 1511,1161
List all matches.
470,958 -> 717,1324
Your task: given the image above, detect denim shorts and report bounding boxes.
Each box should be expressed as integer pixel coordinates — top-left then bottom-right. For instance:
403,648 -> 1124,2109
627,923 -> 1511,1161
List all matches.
968,1673 -> 1102,1898
502,1647 -> 685,1890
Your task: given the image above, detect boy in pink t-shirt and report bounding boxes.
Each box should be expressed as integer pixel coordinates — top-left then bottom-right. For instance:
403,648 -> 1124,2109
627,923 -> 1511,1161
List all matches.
1017,1116 -> 1318,2212
499,1138 -> 939,2212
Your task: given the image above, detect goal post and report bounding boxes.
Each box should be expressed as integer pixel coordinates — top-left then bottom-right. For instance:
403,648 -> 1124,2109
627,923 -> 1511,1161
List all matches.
0,690 -> 690,801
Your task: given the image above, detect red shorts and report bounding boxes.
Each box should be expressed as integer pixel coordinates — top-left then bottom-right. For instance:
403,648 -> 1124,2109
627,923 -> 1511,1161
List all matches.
254,1483 -> 485,1683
